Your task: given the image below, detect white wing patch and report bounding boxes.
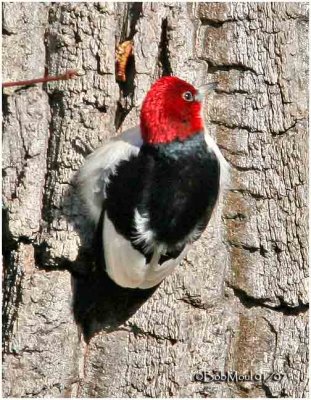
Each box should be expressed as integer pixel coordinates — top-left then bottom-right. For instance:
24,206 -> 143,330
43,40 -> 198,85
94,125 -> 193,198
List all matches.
103,212 -> 185,289
103,212 -> 147,288
78,127 -> 142,223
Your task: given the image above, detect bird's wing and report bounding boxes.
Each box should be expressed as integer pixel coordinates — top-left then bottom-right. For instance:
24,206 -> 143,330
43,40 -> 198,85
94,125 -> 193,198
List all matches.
79,125 -> 181,289
78,126 -> 142,223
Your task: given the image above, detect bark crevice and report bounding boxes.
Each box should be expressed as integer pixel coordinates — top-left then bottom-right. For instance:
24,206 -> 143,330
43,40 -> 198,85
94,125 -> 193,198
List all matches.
158,17 -> 173,76
229,285 -> 309,316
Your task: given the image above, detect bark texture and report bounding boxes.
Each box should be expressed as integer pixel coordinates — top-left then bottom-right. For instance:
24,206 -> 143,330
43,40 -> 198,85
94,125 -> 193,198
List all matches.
2,2 -> 308,398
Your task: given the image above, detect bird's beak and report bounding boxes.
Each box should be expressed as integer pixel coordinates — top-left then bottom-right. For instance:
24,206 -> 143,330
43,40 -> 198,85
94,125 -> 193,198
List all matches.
195,82 -> 218,102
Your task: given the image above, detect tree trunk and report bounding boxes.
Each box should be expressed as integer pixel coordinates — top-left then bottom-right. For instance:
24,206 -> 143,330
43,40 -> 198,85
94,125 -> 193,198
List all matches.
2,2 -> 308,398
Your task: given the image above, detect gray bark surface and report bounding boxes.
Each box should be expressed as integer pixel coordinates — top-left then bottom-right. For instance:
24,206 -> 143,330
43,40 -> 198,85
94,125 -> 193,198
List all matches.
2,2 -> 308,398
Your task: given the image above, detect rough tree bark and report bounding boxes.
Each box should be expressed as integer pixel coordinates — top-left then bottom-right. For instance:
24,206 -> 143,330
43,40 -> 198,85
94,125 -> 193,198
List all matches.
2,2 -> 308,398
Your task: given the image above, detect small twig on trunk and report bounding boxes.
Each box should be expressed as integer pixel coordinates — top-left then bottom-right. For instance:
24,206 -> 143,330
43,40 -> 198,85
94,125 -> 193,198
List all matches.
2,69 -> 80,88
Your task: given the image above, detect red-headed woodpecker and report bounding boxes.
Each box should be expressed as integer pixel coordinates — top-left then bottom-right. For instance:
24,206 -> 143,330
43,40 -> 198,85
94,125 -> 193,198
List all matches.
79,76 -> 229,289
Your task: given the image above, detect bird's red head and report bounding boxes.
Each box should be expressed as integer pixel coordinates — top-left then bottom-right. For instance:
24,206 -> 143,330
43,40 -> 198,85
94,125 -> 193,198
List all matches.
140,76 -> 204,144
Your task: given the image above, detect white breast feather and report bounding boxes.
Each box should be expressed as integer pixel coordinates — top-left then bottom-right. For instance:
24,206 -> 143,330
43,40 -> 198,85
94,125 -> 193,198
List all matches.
204,131 -> 230,190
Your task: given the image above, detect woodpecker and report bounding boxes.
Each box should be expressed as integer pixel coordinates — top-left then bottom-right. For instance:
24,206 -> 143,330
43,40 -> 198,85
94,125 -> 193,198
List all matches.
79,76 -> 229,289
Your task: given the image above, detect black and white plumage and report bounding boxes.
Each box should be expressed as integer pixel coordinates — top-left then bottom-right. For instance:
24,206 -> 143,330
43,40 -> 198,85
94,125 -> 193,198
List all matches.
78,77 -> 229,289
79,127 -> 228,289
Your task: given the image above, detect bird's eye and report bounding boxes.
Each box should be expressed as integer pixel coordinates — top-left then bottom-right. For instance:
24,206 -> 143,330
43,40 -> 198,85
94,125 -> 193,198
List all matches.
182,91 -> 193,102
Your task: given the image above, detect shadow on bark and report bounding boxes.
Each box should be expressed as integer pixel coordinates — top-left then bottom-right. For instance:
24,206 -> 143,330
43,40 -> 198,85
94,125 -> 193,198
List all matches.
63,177 -> 158,343
72,269 -> 158,343
2,207 -> 24,353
